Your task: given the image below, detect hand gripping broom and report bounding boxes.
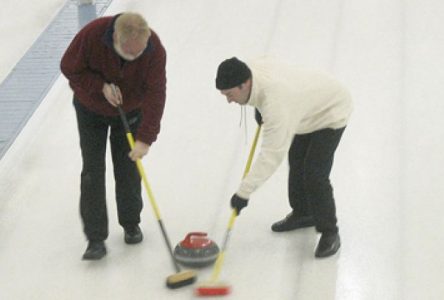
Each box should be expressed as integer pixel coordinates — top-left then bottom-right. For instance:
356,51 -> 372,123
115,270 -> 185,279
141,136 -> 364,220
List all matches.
195,124 -> 262,296
113,85 -> 196,289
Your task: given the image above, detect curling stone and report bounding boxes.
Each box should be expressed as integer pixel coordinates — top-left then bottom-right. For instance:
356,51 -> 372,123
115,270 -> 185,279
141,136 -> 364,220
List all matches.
174,232 -> 220,268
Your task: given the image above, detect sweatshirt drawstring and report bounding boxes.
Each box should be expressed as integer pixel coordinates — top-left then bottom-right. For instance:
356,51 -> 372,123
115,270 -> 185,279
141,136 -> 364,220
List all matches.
239,106 -> 248,144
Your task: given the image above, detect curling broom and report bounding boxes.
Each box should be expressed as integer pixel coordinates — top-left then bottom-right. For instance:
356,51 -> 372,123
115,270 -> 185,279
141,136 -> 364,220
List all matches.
195,124 -> 262,296
113,85 -> 196,289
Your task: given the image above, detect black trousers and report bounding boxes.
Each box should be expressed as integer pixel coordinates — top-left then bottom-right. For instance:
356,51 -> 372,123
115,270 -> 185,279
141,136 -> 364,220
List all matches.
74,99 -> 143,241
288,127 -> 345,234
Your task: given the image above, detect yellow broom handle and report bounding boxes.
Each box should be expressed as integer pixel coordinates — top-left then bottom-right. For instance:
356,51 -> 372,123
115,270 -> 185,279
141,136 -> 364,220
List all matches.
124,132 -> 162,221
111,84 -> 163,221
210,124 -> 262,282
243,125 -> 262,178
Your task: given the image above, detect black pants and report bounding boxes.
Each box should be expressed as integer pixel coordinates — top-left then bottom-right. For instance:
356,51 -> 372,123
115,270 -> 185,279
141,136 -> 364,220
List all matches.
288,127 -> 345,234
74,99 -> 143,241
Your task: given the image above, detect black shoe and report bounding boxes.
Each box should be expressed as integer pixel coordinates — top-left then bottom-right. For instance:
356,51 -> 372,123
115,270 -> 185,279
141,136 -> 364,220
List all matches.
82,241 -> 106,260
315,232 -> 340,258
271,212 -> 315,232
124,224 -> 143,244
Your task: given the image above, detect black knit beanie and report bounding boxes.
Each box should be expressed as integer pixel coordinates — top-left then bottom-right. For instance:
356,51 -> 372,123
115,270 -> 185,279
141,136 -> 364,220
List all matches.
215,57 -> 252,90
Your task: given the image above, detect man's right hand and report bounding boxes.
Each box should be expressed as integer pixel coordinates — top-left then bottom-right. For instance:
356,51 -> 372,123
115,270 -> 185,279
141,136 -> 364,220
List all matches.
103,83 -> 122,107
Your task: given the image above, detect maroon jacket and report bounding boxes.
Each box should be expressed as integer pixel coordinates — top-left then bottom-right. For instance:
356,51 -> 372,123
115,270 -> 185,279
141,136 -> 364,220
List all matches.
60,15 -> 166,145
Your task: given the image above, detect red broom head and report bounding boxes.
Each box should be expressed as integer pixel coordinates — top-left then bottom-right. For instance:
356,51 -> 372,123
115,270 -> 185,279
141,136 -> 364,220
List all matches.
195,283 -> 231,297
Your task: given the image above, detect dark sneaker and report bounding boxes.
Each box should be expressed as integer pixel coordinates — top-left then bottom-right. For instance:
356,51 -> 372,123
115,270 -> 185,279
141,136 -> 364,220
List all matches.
124,224 -> 143,244
82,241 -> 106,260
315,232 -> 340,258
271,212 -> 315,232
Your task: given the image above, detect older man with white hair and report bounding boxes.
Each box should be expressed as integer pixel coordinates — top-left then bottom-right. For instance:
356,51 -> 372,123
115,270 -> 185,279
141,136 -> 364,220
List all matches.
61,12 -> 167,260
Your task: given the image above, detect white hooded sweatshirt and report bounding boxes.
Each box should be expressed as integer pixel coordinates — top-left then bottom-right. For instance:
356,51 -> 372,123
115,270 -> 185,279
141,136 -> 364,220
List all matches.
236,57 -> 353,199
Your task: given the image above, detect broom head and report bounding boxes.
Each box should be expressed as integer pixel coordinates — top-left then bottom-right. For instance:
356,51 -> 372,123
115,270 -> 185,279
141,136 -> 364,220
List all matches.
195,281 -> 231,296
166,270 -> 197,289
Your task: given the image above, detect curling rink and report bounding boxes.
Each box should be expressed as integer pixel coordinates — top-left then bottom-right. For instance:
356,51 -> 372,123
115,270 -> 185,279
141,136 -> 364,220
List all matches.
0,0 -> 444,299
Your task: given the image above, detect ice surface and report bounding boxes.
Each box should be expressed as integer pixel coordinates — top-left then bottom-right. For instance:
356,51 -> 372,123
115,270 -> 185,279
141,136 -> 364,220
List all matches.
0,0 -> 443,299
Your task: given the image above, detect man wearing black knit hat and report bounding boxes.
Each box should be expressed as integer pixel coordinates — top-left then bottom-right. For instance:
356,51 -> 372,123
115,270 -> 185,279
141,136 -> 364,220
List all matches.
215,56 -> 353,258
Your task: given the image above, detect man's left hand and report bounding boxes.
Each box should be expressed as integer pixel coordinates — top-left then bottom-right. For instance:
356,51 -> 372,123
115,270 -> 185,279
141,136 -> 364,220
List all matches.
129,140 -> 150,161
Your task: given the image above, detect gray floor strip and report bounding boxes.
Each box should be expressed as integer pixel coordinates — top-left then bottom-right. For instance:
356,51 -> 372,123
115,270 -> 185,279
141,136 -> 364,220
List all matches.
0,0 -> 113,160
